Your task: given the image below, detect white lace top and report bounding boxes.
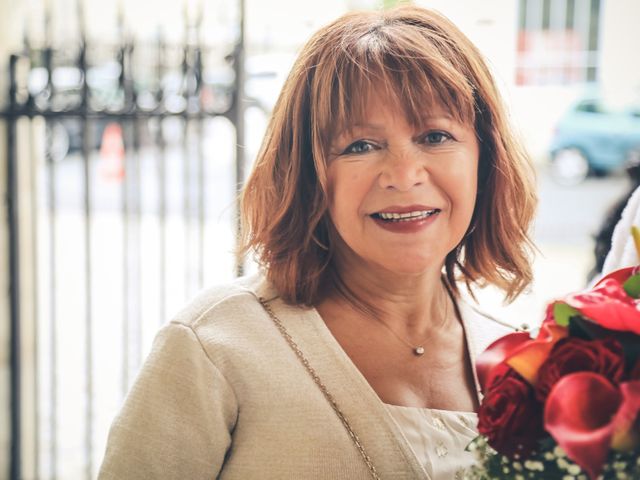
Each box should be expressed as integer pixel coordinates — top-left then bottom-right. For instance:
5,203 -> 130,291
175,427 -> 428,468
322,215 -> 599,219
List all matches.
385,403 -> 478,480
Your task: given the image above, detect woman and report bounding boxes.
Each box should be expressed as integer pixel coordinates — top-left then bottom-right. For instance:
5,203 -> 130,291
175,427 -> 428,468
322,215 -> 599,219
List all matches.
99,5 -> 536,479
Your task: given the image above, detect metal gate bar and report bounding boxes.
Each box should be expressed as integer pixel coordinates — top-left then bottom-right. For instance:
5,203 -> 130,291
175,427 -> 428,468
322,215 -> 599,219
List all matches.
3,1 -> 247,475
8,53 -> 23,480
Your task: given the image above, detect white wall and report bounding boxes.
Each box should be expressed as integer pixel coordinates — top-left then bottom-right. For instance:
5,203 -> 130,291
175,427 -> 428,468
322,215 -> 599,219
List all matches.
417,0 -> 518,92
245,0 -> 349,52
599,0 -> 640,108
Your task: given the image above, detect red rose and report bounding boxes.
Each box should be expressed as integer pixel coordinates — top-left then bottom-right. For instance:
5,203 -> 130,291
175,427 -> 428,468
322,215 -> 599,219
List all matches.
477,367 -> 545,457
535,337 -> 625,402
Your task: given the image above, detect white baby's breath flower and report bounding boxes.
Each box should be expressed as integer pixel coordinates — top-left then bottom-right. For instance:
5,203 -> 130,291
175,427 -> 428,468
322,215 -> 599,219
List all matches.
524,460 -> 544,471
613,461 -> 627,471
567,464 -> 581,475
554,446 -> 567,458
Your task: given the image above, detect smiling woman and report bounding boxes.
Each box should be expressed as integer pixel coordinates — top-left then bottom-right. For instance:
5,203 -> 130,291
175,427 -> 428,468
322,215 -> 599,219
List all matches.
99,5 -> 537,480
242,9 -> 536,308
325,99 -> 480,287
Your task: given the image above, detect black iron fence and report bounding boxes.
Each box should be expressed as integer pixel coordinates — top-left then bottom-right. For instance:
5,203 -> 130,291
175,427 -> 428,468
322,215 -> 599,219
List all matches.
3,5 -> 250,478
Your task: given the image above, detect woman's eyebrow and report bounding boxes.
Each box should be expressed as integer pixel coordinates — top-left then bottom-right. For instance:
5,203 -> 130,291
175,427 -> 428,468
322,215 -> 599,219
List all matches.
331,124 -> 386,143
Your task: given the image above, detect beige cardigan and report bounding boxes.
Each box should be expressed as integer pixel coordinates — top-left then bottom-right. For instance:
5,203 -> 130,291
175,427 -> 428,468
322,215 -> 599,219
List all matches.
98,274 -> 514,480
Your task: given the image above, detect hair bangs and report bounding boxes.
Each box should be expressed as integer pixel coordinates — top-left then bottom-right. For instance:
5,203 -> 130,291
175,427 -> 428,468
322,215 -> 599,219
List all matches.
320,29 -> 477,150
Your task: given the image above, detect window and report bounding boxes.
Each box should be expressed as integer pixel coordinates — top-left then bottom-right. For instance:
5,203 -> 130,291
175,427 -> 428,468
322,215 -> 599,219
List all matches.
516,0 -> 601,85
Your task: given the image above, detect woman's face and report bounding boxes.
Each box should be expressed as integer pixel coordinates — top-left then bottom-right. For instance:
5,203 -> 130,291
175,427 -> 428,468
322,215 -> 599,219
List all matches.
326,93 -> 479,277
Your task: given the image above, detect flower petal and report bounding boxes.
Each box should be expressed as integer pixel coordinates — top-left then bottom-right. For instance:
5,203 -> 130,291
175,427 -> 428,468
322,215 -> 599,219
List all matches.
594,266 -> 637,288
544,372 -> 622,480
505,323 -> 568,384
563,279 -> 640,335
610,381 -> 640,451
476,332 -> 531,393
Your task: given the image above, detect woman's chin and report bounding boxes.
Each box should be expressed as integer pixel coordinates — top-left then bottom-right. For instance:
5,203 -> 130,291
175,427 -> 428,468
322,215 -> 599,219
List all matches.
375,257 -> 444,278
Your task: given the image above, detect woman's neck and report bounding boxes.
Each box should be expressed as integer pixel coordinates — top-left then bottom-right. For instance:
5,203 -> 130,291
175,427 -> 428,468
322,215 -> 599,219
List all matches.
323,256 -> 452,336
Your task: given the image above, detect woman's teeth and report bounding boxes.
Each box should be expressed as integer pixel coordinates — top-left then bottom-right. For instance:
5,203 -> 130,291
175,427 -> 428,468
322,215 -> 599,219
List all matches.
374,210 -> 439,222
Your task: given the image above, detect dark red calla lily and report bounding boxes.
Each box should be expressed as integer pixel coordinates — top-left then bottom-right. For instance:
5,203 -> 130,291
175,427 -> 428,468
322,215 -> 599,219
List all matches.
610,381 -> 640,451
544,372 -> 640,480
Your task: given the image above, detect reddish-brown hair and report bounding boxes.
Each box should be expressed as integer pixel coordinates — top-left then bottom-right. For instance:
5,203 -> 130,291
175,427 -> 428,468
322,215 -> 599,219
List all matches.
240,5 -> 537,305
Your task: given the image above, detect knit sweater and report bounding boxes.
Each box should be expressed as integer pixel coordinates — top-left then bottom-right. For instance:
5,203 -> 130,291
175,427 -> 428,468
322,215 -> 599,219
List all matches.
98,274 -> 514,480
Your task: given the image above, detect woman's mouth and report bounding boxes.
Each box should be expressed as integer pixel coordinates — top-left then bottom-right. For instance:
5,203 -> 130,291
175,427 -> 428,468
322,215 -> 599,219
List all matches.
370,209 -> 441,223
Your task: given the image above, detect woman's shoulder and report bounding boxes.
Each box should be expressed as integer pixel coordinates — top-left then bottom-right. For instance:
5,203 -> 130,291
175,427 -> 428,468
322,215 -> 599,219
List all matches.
171,272 -> 276,331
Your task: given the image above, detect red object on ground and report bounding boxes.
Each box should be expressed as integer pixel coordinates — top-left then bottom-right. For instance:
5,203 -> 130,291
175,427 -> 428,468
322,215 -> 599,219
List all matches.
99,123 -> 125,181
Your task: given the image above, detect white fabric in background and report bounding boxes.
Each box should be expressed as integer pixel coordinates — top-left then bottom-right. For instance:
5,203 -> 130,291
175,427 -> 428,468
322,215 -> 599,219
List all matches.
602,186 -> 640,274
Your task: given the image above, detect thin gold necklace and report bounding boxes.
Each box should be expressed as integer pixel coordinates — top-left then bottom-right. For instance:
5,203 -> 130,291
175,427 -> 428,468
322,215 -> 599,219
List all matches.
369,287 -> 450,356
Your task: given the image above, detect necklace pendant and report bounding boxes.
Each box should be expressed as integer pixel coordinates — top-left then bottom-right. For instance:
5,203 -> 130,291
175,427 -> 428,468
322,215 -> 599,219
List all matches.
414,346 -> 425,356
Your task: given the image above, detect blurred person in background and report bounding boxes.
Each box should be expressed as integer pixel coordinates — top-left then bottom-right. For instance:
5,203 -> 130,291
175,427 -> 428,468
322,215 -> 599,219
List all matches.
98,5 -> 536,479
589,161 -> 640,282
597,166 -> 640,278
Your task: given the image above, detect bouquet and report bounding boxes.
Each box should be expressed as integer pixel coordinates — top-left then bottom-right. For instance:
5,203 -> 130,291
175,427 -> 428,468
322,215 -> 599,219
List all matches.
467,230 -> 640,480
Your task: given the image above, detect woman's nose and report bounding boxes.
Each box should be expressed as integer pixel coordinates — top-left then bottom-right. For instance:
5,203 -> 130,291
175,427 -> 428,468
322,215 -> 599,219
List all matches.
378,148 -> 428,191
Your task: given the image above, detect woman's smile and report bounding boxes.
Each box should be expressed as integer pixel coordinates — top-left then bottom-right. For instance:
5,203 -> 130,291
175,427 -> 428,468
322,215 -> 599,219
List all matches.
369,205 -> 442,234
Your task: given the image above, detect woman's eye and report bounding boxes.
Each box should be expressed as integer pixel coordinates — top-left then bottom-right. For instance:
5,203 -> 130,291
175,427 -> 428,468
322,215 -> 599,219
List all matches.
423,131 -> 452,145
343,140 -> 377,155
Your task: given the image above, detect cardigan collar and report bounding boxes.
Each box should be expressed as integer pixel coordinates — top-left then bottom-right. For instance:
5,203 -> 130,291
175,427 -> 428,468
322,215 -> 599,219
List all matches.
244,273 -> 511,479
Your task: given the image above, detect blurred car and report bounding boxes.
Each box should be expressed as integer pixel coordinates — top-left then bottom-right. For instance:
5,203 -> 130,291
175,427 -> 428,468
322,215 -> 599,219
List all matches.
549,98 -> 640,185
